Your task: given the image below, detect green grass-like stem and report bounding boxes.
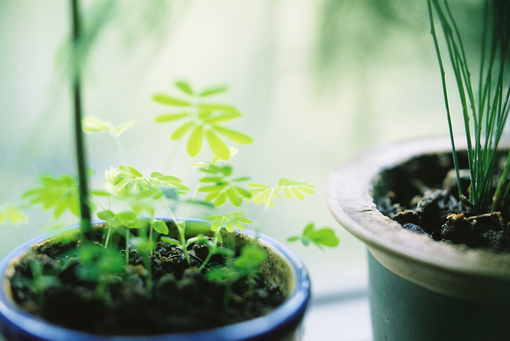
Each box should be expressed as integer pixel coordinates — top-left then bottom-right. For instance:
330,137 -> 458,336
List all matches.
428,0 -> 510,214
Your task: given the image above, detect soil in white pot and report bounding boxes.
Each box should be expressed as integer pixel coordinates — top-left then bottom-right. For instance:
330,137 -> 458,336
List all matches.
375,151 -> 510,253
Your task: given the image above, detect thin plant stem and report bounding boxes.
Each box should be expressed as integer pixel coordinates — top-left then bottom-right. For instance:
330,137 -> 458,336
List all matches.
114,136 -> 127,166
71,0 -> 92,238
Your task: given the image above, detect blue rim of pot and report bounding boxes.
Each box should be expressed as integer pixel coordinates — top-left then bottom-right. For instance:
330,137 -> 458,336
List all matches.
0,218 -> 310,341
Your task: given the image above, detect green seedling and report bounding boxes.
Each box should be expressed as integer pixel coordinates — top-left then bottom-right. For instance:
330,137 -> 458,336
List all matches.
247,178 -> 315,208
154,81 -> 253,160
207,212 -> 252,233
28,260 -> 61,305
198,164 -> 251,207
14,76 -> 339,322
82,116 -> 136,164
288,223 -> 340,250
428,0 -> 510,213
206,244 -> 267,308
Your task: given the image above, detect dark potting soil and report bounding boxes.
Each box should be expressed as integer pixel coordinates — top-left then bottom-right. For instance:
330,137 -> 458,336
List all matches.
374,151 -> 510,253
8,226 -> 285,335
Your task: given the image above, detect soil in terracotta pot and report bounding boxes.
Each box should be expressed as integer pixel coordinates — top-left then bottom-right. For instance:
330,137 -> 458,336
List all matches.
374,151 -> 510,253
8,225 -> 285,335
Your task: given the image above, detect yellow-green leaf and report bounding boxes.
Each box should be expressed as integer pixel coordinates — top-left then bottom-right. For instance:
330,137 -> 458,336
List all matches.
82,116 -> 110,133
187,126 -> 204,157
172,122 -> 194,140
199,86 -> 228,97
175,81 -> 194,95
292,187 -> 305,200
153,220 -> 169,234
119,166 -> 143,178
153,94 -> 191,106
155,113 -> 189,123
6,207 -> 27,224
205,130 -> 230,160
213,126 -> 253,144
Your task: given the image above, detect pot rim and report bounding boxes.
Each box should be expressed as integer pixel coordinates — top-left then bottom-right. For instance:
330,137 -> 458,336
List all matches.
0,218 -> 310,341
327,135 -> 510,279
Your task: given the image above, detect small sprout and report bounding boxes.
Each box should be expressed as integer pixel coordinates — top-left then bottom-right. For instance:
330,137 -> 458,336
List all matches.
109,165 -> 190,200
234,245 -> 266,271
287,223 -> 340,250
76,243 -> 125,282
206,245 -> 266,283
247,178 -> 315,207
207,212 -> 252,232
0,206 -> 28,225
82,116 -> 136,137
198,165 -> 251,207
97,209 -> 116,224
23,174 -> 81,218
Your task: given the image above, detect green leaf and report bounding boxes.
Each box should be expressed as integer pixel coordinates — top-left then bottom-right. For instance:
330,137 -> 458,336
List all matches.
175,81 -> 194,95
117,211 -> 137,223
213,126 -> 253,144
199,85 -> 228,97
119,165 -> 143,178
205,130 -> 230,160
206,212 -> 251,232
171,122 -> 195,140
288,223 -> 340,249
234,245 -> 266,270
214,191 -> 227,206
202,110 -> 242,124
97,209 -> 115,221
153,220 -> 169,234
23,174 -> 80,218
153,94 -> 191,106
187,125 -> 204,157
82,116 -> 110,133
232,176 -> 250,182
155,113 -> 189,123
227,188 -> 242,207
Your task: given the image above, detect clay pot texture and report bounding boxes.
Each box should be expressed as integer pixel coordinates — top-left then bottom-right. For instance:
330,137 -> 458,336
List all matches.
327,137 -> 510,341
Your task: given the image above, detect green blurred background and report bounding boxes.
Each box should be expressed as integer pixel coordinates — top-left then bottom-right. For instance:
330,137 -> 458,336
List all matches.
1,0 -> 483,303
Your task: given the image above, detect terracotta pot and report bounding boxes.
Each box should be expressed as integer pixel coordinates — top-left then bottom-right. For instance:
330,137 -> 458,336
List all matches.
0,219 -> 310,341
327,136 -> 510,341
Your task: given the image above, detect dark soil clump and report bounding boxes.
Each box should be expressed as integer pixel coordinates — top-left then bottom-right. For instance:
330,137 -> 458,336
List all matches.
8,226 -> 285,335
374,152 -> 510,253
